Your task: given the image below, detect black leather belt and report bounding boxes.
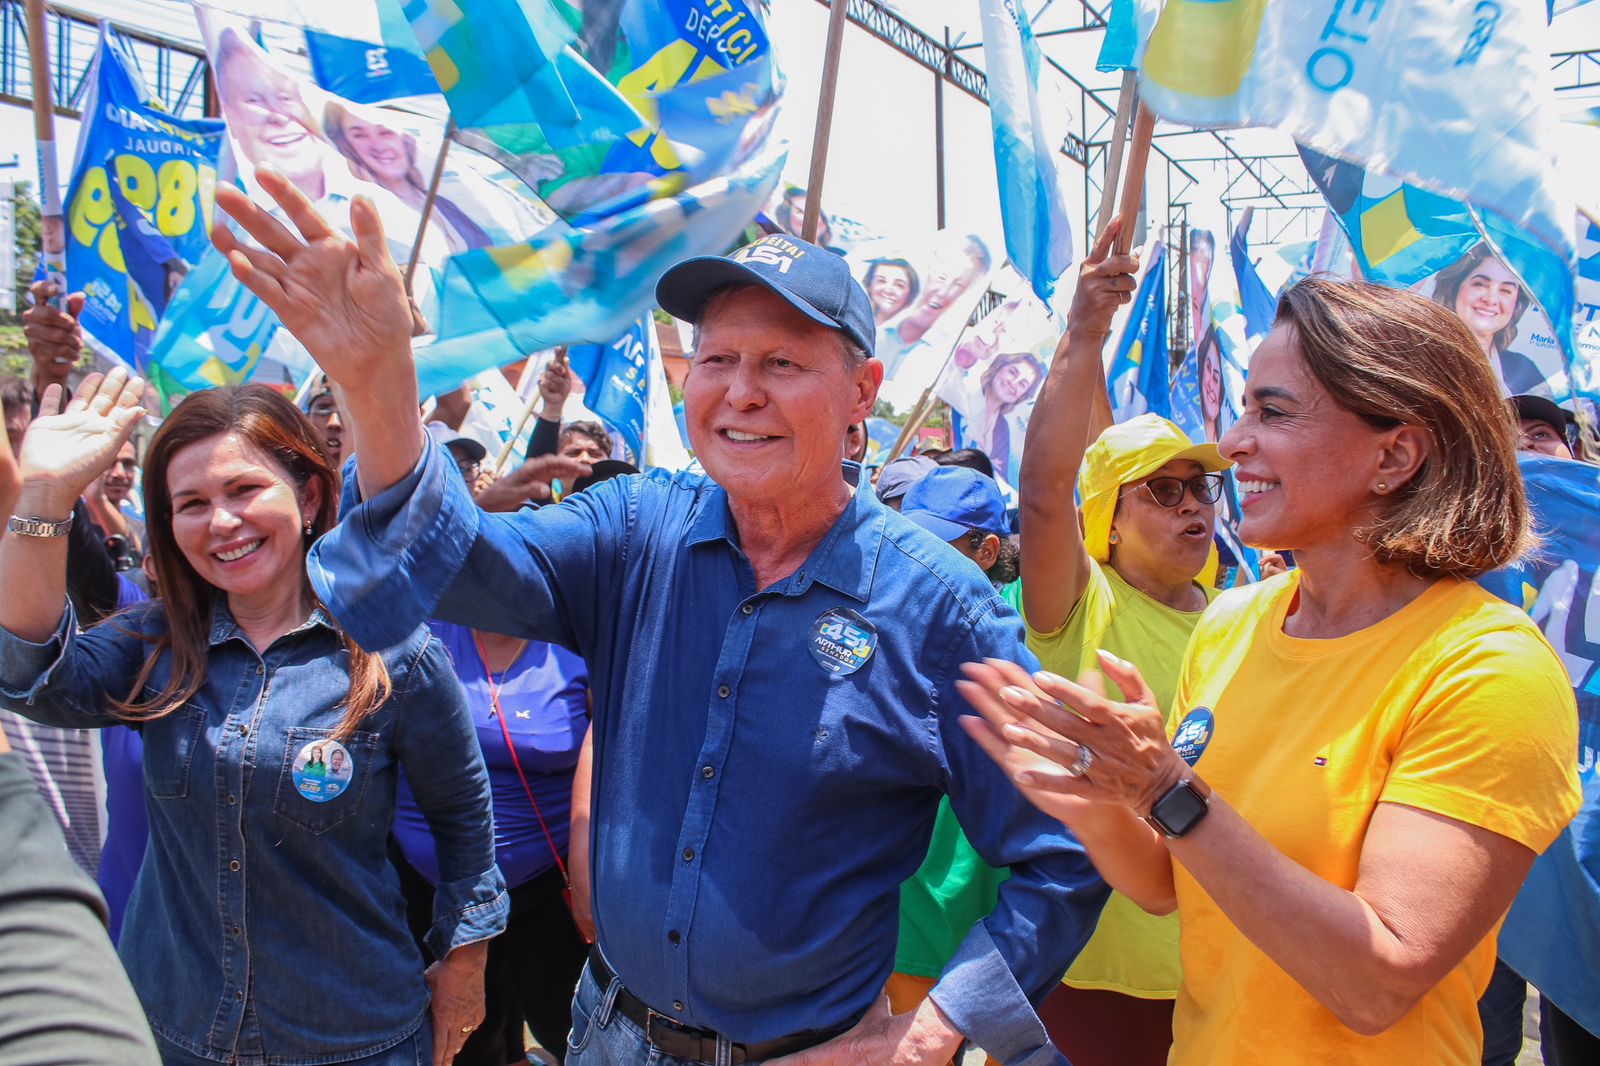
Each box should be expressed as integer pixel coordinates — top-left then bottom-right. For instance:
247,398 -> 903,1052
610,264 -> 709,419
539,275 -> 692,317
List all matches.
588,950 -> 851,1064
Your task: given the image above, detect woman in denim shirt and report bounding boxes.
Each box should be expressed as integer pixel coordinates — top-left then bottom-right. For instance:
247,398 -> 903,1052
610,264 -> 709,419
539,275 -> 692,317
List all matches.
0,374 -> 507,1066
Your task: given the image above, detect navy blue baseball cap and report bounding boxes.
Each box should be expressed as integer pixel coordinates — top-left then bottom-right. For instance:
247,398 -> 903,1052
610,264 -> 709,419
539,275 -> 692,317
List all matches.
901,466 -> 1009,541
656,234 -> 877,357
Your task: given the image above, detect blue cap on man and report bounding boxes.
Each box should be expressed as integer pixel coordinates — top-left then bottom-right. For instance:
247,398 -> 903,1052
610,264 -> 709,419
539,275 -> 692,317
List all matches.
900,466 -> 1009,542
656,234 -> 878,357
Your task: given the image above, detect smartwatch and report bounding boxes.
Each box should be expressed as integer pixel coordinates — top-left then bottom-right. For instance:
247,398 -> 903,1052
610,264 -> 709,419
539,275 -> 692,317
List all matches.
1146,775 -> 1211,839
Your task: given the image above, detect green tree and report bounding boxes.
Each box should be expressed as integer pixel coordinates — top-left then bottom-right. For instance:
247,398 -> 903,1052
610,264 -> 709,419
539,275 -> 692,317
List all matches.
8,180 -> 40,325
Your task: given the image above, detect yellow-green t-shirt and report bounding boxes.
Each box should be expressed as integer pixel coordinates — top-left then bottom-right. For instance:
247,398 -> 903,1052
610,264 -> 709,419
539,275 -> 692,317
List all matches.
1167,573 -> 1580,1065
1025,560 -> 1214,999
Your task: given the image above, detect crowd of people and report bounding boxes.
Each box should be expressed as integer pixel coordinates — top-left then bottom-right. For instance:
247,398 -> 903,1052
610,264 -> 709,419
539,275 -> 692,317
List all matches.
0,176 -> 1592,1066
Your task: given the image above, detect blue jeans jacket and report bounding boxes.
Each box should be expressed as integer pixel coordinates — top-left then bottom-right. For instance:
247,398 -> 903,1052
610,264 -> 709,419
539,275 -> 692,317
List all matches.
0,600 -> 507,1064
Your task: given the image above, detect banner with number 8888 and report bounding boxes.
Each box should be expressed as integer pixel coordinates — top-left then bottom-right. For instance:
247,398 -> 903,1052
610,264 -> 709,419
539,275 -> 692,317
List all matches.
65,29 -> 225,371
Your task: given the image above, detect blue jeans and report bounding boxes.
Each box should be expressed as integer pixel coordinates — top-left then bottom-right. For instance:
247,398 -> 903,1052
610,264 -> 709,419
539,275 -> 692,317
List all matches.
1480,957 -> 1527,1066
155,1024 -> 429,1066
568,962 -> 744,1066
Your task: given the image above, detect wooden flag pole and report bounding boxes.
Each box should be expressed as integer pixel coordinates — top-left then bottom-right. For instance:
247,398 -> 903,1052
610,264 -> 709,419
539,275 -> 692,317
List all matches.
25,0 -> 65,304
1095,69 -> 1138,236
1113,106 -> 1156,258
800,0 -> 849,243
403,120 -> 455,294
491,349 -> 567,477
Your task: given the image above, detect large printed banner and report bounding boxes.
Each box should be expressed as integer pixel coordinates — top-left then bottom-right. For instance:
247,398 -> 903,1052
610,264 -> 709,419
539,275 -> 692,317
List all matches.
65,31 -> 226,371
937,295 -> 1056,488
1480,455 -> 1600,1037
565,315 -> 653,463
151,6 -> 550,397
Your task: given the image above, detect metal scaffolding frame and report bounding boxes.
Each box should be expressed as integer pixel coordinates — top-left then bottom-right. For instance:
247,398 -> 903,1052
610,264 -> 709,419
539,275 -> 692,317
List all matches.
0,0 -> 213,121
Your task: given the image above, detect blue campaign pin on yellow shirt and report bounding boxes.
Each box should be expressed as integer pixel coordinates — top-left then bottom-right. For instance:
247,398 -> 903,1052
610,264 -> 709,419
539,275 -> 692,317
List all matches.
292,738 -> 356,803
1171,707 -> 1215,765
809,608 -> 878,677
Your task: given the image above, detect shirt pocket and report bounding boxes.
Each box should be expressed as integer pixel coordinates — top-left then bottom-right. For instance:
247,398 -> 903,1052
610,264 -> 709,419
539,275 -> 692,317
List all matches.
272,726 -> 382,835
143,703 -> 209,800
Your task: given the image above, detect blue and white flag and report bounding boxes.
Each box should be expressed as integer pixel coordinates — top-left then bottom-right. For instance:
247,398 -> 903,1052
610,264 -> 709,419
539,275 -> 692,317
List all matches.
565,316 -> 653,463
980,0 -> 1073,305
1106,240 -> 1169,422
1229,210 -> 1276,342
1140,0 -> 1577,356
1480,455 -> 1600,1037
306,2 -> 439,104
64,30 -> 225,369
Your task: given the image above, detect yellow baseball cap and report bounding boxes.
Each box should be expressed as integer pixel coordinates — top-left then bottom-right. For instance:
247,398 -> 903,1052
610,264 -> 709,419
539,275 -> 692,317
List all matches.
1079,414 -> 1232,563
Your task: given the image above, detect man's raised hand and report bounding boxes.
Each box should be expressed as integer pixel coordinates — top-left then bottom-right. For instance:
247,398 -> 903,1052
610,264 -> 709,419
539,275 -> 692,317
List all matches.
212,170 -> 414,393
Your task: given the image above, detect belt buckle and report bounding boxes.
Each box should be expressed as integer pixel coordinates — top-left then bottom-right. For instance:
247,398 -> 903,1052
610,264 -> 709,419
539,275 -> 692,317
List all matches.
645,1009 -> 713,1063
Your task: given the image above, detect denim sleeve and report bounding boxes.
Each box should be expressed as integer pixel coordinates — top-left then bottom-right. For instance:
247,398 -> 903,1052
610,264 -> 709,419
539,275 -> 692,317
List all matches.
393,634 -> 508,959
309,436 -> 625,655
926,604 -> 1109,1066
0,603 -> 153,729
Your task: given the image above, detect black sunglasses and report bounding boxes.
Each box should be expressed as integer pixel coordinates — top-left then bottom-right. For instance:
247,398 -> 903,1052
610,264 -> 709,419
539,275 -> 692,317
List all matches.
1120,473 -> 1224,508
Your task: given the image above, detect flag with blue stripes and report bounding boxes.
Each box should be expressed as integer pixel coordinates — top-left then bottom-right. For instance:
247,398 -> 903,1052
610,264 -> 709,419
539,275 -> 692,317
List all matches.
1229,211 -> 1277,342
1106,241 -> 1170,422
979,0 -> 1073,306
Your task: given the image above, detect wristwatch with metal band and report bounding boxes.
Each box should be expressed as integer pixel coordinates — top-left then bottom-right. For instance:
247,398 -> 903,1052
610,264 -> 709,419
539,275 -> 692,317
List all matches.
7,514 -> 74,538
1147,773 -> 1212,839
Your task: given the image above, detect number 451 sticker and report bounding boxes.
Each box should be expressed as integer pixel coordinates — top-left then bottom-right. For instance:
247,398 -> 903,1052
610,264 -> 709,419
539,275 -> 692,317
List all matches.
809,608 -> 878,676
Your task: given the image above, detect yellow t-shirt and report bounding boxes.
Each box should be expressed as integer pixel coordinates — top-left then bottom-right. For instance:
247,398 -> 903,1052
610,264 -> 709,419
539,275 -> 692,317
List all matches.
1167,573 -> 1581,1065
1025,560 -> 1214,999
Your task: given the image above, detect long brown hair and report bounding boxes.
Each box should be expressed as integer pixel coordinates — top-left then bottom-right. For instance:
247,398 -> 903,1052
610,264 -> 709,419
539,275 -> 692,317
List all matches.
112,385 -> 390,738
1276,277 -> 1533,578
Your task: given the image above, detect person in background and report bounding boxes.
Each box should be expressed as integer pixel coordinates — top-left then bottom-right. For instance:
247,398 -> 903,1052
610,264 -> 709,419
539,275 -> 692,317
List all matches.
874,454 -> 937,511
846,421 -> 869,466
0,375 -> 506,1066
900,467 -> 1018,590
305,384 -> 347,469
934,447 -> 998,481
965,277 -> 1581,1065
1431,245 -> 1542,396
391,452 -> 591,1065
523,355 -> 615,467
1510,394 -> 1576,460
936,223 -> 1226,1066
863,258 -> 920,325
83,440 -> 145,567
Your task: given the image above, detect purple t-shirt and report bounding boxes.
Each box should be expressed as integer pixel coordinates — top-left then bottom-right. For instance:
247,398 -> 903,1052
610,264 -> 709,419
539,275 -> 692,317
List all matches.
393,622 -> 589,887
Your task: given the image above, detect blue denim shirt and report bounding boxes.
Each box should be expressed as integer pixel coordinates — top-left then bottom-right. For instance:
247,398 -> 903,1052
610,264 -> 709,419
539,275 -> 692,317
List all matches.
0,600 -> 507,1064
308,441 -> 1108,1066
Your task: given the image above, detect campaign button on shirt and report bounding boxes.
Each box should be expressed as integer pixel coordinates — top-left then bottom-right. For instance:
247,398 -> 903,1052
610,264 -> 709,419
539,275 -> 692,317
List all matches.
809,608 -> 878,676
1171,707 -> 1215,766
292,739 -> 356,802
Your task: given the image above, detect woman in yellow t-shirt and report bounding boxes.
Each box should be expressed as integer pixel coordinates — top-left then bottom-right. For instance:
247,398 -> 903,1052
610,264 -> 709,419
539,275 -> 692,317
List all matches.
961,277 -> 1582,1065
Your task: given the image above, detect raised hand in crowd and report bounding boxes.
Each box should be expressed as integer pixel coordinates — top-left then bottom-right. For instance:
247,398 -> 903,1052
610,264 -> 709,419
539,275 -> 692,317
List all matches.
12,370 -> 146,520
538,351 -> 573,422
1258,551 -> 1290,579
212,172 -> 421,495
22,280 -> 87,391
472,455 -> 591,513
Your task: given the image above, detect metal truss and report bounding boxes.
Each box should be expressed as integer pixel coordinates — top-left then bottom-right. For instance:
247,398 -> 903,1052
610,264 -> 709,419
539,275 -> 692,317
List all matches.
1553,48 -> 1600,92
0,1 -> 213,122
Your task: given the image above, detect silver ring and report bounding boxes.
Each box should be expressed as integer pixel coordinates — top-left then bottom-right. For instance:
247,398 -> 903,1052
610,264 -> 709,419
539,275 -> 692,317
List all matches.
1067,744 -> 1094,778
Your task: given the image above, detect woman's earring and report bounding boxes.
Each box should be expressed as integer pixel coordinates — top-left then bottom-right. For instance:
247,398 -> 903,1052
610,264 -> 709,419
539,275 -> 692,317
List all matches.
1109,530 -> 1120,545
1376,482 -> 1388,494
304,521 -> 315,536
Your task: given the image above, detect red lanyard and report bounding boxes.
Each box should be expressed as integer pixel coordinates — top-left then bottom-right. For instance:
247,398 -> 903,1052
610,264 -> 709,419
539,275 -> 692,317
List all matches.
471,633 -> 571,895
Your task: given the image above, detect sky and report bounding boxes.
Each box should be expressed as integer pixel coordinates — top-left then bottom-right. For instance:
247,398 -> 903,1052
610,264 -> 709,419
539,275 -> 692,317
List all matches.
4,0 -> 1600,264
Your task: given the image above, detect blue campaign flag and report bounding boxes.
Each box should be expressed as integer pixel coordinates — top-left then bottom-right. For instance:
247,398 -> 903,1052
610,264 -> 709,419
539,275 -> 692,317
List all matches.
565,316 -> 654,462
306,0 -> 439,102
980,0 -> 1073,305
1096,0 -> 1139,72
1229,212 -> 1276,341
1480,455 -> 1600,1036
64,30 -> 225,367
1106,241 -> 1169,422
148,245 -> 286,399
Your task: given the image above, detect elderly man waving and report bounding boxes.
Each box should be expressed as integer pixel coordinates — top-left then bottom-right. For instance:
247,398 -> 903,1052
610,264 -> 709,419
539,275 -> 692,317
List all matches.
212,173 -> 1107,1066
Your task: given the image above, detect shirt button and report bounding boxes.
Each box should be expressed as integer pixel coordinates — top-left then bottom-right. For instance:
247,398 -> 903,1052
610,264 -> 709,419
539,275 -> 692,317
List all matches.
256,664 -> 264,675
227,794 -> 237,805
682,848 -> 695,862
701,766 -> 714,781
741,604 -> 753,616
673,1001 -> 685,1012
717,685 -> 730,699
667,930 -> 681,945
235,991 -> 244,1001
232,926 -> 241,936
238,724 -> 249,736
229,860 -> 241,872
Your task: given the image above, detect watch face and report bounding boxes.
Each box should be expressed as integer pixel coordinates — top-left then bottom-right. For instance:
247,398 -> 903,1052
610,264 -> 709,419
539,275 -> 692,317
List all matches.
1153,782 -> 1209,837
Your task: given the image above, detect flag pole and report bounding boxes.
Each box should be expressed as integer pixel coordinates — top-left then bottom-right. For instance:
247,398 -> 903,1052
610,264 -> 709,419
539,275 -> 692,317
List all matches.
491,348 -> 566,477
25,0 -> 65,305
403,120 -> 455,294
1095,69 -> 1138,235
800,0 -> 849,242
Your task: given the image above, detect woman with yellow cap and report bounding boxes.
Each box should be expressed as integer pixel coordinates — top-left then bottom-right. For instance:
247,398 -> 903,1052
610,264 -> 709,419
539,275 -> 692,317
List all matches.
888,221 -> 1226,1066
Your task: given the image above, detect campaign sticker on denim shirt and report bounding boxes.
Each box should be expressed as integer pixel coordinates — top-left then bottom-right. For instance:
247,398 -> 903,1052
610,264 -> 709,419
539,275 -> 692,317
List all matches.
809,608 -> 877,676
292,739 -> 356,802
1171,707 -> 1214,766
